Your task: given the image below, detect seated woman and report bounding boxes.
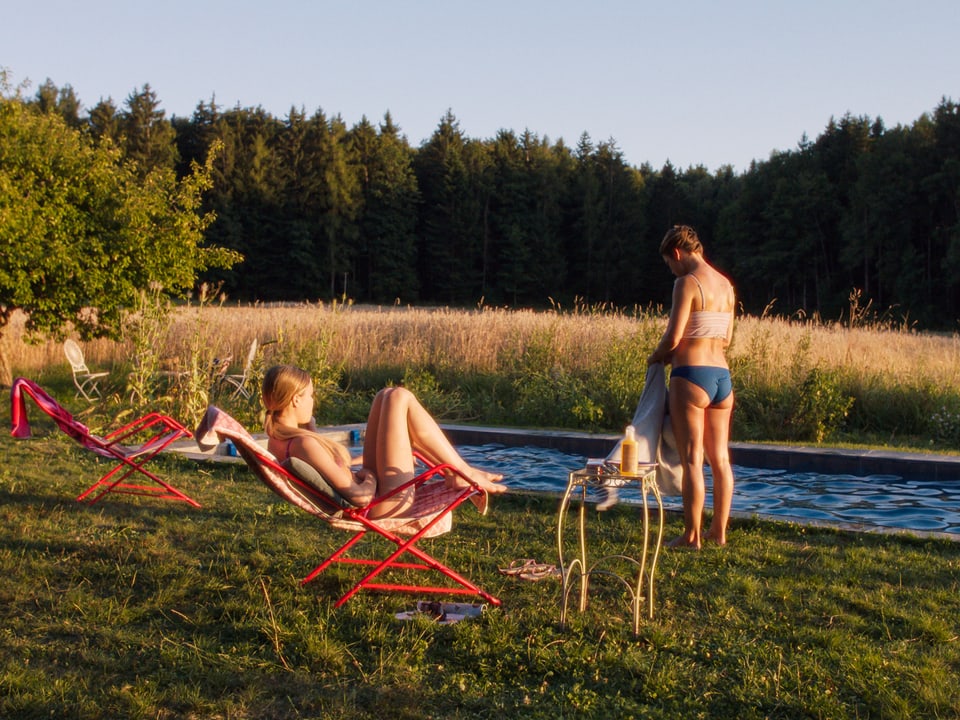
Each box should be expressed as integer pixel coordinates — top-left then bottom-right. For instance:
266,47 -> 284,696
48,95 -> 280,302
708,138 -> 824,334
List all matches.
262,365 -> 506,518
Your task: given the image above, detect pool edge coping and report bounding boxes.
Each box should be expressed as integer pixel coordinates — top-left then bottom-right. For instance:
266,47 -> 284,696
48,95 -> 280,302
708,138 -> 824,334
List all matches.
173,421 -> 960,482
439,424 -> 960,483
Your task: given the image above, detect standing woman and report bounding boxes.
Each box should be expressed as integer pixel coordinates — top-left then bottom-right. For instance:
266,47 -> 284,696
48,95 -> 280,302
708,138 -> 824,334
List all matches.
648,225 -> 735,548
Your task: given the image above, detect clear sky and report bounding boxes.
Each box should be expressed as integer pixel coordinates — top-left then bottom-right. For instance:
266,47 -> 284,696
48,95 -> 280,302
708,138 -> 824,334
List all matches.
4,0 -> 958,172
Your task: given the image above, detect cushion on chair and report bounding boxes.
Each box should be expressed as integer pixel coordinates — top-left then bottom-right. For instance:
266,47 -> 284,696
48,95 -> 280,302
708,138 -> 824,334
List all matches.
281,456 -> 358,509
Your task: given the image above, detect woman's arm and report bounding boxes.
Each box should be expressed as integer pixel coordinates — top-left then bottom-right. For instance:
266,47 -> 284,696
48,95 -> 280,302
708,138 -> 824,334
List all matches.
723,283 -> 735,349
297,436 -> 377,506
648,276 -> 695,364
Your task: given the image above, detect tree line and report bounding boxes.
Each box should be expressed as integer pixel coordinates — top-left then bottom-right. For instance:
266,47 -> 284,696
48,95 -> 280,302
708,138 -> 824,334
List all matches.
25,78 -> 960,329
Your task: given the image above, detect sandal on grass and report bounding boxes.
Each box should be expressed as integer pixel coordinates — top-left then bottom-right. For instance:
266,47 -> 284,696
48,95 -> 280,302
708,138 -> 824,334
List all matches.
519,564 -> 560,581
498,558 -> 538,576
498,558 -> 559,580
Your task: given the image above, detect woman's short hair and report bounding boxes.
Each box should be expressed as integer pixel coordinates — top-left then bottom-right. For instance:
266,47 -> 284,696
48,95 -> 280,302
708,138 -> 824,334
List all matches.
659,225 -> 703,256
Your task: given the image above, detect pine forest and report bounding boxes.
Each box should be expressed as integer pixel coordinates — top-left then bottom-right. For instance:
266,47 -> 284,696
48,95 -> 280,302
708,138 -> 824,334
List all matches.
23,80 -> 960,330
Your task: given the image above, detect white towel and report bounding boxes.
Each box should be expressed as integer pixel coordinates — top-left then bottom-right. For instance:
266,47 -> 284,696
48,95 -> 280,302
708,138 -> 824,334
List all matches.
606,363 -> 682,496
655,411 -> 683,496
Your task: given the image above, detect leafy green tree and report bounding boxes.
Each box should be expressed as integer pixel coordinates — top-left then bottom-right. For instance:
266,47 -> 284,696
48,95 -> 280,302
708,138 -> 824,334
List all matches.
928,100 -> 960,319
172,97 -> 220,177
715,159 -> 779,313
316,113 -> 362,299
842,124 -> 916,313
0,86 -> 239,385
693,164 -> 741,275
488,129 -> 534,304
487,129 -> 568,305
637,161 -> 690,302
591,139 -> 646,305
761,151 -> 837,314
264,107 -> 318,298
272,107 -> 362,300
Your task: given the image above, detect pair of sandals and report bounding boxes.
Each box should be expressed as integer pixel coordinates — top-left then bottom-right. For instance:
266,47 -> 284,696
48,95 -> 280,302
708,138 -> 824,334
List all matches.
498,558 -> 560,581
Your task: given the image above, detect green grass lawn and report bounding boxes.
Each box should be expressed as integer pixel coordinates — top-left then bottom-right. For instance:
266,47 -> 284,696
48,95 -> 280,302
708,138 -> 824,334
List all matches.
2,429 -> 959,719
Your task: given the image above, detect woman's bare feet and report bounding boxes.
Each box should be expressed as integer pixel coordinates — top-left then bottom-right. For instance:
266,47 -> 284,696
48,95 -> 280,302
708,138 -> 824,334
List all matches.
667,534 -> 701,550
441,465 -> 506,515
704,530 -> 727,546
471,467 -> 506,488
444,466 -> 506,494
462,472 -> 505,515
456,463 -> 504,484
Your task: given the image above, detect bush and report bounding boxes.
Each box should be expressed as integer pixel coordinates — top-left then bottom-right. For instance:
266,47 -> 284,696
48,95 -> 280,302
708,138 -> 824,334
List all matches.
790,367 -> 855,443
586,326 -> 661,430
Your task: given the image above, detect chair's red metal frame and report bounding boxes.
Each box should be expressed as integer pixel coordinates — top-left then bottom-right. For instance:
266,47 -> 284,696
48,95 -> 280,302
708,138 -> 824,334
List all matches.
196,405 -> 501,607
10,377 -> 199,508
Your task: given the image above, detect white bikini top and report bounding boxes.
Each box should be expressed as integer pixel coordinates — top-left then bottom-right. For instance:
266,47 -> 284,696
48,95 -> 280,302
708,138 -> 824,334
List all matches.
683,275 -> 732,340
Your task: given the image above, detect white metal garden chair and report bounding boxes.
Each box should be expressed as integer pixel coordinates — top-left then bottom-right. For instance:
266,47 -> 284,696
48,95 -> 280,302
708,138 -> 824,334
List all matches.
221,338 -> 258,399
64,339 -> 109,401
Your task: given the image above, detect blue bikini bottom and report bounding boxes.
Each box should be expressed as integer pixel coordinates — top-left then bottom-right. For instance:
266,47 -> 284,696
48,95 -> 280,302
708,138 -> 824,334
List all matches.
670,365 -> 733,405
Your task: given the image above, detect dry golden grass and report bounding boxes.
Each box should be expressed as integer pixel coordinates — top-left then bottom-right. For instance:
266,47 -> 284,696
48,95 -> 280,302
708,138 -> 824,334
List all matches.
7,303 -> 960,391
5,303 -> 642,375
730,314 -> 960,386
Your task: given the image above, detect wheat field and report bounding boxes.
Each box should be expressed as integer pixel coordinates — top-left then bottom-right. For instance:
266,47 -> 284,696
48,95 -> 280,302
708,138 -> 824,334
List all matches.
7,302 -> 960,389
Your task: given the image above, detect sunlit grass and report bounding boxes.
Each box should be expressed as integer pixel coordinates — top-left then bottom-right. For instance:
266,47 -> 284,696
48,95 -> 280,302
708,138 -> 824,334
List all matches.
1,432 -> 958,719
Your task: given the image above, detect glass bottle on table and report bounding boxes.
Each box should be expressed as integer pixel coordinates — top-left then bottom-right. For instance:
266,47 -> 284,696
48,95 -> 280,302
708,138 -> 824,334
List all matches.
620,425 -> 638,476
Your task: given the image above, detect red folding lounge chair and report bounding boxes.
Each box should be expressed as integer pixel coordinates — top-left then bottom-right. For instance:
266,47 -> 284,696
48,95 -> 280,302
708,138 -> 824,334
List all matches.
195,405 -> 500,607
10,377 -> 199,508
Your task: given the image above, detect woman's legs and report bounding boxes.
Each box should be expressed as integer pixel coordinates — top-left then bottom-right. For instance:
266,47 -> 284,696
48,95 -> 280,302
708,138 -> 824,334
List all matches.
703,394 -> 734,545
668,377 -> 735,548
364,387 -> 416,518
364,387 -> 505,518
668,378 -> 708,548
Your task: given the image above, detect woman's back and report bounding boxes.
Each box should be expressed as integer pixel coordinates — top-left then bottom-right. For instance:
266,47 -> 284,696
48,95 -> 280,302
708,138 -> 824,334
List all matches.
675,264 -> 734,365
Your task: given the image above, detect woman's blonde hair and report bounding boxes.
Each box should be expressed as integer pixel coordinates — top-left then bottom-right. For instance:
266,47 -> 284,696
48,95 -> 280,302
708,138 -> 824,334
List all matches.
659,224 -> 703,256
262,364 -> 349,464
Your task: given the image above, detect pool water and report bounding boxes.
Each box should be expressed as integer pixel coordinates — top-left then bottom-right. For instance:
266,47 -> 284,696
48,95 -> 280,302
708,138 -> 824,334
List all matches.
455,444 -> 960,535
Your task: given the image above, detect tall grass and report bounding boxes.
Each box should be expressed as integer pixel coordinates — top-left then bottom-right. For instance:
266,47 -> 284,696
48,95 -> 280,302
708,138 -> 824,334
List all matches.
6,301 -> 960,448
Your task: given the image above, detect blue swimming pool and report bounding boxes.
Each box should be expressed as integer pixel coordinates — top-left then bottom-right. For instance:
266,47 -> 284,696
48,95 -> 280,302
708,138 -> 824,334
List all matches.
455,443 -> 960,535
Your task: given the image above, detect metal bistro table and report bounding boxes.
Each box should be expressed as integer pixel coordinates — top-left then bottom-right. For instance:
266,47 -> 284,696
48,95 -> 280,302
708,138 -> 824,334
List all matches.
557,461 -> 663,635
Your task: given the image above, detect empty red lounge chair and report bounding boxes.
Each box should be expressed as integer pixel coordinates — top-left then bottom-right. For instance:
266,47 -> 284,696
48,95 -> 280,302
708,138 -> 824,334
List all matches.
10,377 -> 199,508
